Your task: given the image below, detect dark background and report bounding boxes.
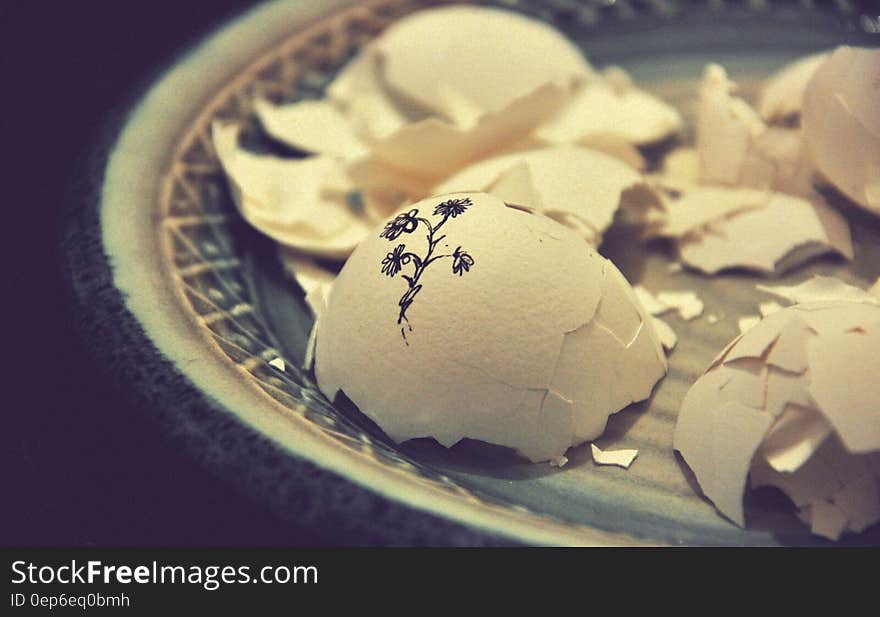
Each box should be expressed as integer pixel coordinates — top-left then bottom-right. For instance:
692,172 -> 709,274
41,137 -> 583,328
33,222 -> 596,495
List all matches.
2,0 -> 333,546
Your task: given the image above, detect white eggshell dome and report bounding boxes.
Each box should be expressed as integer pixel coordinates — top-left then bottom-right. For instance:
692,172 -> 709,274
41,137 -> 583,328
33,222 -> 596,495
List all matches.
314,192 -> 666,462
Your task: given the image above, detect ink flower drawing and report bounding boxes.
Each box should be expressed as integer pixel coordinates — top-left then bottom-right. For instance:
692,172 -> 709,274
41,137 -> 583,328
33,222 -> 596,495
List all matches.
379,197 -> 475,341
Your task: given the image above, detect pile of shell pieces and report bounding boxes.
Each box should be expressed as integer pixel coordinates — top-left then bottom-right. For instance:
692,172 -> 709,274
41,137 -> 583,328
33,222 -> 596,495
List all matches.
209,5 -> 880,542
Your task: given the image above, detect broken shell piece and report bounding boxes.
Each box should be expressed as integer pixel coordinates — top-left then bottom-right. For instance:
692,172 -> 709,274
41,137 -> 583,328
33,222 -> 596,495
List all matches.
674,301 -> 880,539
314,192 -> 666,463
537,66 -> 682,146
373,5 -> 592,124
277,249 -> 338,300
738,315 -> 762,334
634,285 -> 704,322
633,285 -> 670,316
433,146 -> 658,246
659,147 -> 699,187
697,64 -> 765,187
651,317 -> 678,352
326,49 -> 408,142
756,275 -> 880,306
253,98 -> 369,159
664,189 -> 853,275
303,282 -> 330,372
348,82 -> 569,192
758,52 -> 829,123
549,455 -> 569,468
575,133 -> 646,171
696,64 -> 817,198
591,443 -> 639,469
276,250 -> 336,370
649,187 -> 768,239
212,122 -> 372,259
655,291 -> 704,321
801,46 -> 880,215
758,301 -> 783,317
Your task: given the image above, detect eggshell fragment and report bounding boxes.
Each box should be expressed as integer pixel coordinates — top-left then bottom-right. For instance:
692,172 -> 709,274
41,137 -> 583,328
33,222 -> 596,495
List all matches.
810,499 -> 849,541
756,275 -> 880,306
536,66 -> 682,146
633,285 -> 669,316
575,133 -> 647,171
674,301 -> 880,539
212,122 -> 372,258
649,187 -> 768,239
697,64 -> 766,187
326,49 -> 408,141
737,315 -> 761,334
696,64 -> 818,198
655,291 -> 704,321
253,98 -> 368,159
662,189 -> 853,275
659,147 -> 699,186
591,444 -> 639,469
758,52 -> 829,123
348,83 -> 568,191
372,5 -> 592,123
807,327 -> 880,453
758,404 -> 831,473
651,317 -> 677,352
277,249 -> 338,301
434,146 -> 657,246
303,282 -> 330,371
759,301 -> 783,317
313,192 -> 666,462
801,47 -> 880,214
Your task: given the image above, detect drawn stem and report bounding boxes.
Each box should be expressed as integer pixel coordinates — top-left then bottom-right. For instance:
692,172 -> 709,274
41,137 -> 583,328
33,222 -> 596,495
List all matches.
422,253 -> 453,268
394,211 -> 460,331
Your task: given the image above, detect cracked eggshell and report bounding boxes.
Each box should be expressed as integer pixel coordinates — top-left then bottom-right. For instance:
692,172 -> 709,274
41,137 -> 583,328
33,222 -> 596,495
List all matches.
696,64 -> 817,198
573,133 -> 646,171
674,302 -> 880,538
758,52 -> 830,123
372,5 -> 592,124
536,66 -> 682,146
801,46 -> 880,214
591,443 -> 639,469
212,122 -> 371,259
253,98 -> 368,160
757,275 -> 880,306
670,190 -> 852,275
313,192 -> 666,462
697,64 -> 765,187
347,83 -> 569,193
433,146 -> 656,246
649,187 -> 768,239
326,48 -> 408,142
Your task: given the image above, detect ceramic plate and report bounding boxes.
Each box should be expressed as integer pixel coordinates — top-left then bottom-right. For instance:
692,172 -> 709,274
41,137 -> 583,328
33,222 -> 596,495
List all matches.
75,0 -> 880,545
